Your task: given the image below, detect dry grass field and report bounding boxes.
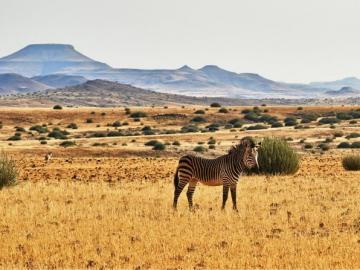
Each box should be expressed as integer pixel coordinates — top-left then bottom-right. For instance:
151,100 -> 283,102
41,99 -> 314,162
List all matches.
1,105 -> 360,269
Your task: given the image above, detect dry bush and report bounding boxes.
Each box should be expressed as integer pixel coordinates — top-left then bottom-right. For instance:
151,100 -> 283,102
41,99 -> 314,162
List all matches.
0,152 -> 17,189
342,155 -> 360,171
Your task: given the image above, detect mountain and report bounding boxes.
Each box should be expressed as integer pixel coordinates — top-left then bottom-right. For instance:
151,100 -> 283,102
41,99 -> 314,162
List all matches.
310,77 -> 360,90
0,44 -> 111,77
32,74 -> 88,88
325,86 -> 360,97
1,79 -> 262,107
0,73 -> 51,94
1,43 -> 358,99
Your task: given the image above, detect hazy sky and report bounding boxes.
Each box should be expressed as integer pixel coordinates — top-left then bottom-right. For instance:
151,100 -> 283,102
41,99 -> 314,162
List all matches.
1,0 -> 359,83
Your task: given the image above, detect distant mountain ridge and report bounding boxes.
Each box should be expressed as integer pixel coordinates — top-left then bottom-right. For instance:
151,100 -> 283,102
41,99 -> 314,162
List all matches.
0,73 -> 51,94
0,43 -> 359,98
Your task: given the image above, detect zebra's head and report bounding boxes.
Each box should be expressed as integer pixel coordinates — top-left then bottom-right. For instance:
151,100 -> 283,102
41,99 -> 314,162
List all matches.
242,139 -> 260,170
228,138 -> 260,170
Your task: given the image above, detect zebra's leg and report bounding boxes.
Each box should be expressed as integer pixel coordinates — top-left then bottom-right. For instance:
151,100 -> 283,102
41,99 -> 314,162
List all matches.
221,185 -> 230,210
186,180 -> 197,210
173,176 -> 189,209
230,184 -> 238,212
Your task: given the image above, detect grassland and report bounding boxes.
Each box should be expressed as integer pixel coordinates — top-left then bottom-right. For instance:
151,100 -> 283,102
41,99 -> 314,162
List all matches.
0,105 -> 360,269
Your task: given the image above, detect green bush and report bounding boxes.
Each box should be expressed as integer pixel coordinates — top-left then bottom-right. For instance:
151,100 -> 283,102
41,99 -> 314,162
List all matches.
153,142 -> 166,151
284,117 -> 298,126
346,133 -> 360,139
351,142 -> 360,148
67,123 -> 78,129
342,155 -> 360,171
319,117 -> 340,125
130,112 -> 147,118
193,146 -> 206,153
59,141 -> 76,147
304,143 -> 313,149
258,137 -> 299,175
112,121 -> 122,127
338,142 -> 351,148
145,140 -> 159,146
48,130 -> 68,140
194,110 -> 205,114
53,105 -> 62,110
218,107 -> 229,113
172,141 -> 181,146
8,135 -> 21,141
30,125 -> 48,133
181,125 -> 199,133
0,152 -> 17,189
333,131 -> 344,138
247,124 -> 268,130
210,103 -> 221,108
271,122 -> 283,128
191,116 -> 207,123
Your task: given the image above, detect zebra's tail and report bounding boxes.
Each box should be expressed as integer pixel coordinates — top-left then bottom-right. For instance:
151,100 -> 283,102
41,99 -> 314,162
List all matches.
174,167 -> 179,189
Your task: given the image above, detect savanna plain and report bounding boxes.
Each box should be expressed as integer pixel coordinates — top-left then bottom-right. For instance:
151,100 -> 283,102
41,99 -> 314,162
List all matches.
0,105 -> 360,269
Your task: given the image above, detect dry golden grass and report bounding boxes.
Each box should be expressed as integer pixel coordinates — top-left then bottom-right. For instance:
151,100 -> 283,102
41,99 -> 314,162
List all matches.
0,154 -> 360,269
1,106 -> 360,269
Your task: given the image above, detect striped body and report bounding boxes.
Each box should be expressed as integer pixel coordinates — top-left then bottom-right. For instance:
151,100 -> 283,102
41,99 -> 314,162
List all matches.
173,139 -> 259,211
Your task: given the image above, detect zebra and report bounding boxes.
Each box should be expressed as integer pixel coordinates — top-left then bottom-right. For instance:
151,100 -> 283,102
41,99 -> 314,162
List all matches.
173,138 -> 260,211
45,152 -> 53,163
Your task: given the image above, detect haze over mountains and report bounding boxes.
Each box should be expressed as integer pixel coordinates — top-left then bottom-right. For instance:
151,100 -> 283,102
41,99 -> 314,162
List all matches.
0,44 -> 360,99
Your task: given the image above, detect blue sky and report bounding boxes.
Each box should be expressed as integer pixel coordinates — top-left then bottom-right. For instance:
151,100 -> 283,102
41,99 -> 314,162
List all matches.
1,0 -> 359,83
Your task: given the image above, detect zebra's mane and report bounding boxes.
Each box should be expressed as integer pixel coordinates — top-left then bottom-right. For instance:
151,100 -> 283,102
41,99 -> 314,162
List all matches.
228,139 -> 254,155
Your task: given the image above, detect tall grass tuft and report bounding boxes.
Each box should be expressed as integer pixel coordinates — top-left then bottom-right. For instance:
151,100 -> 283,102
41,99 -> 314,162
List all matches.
342,155 -> 360,171
0,152 -> 17,189
258,137 -> 299,175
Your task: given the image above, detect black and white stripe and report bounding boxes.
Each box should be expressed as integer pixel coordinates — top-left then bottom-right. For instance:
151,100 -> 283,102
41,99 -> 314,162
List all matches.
173,139 -> 259,211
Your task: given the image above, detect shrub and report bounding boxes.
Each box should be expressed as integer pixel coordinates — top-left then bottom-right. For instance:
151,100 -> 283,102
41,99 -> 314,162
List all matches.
194,110 -> 205,114
318,143 -> 330,151
300,113 -> 319,123
247,124 -> 268,130
297,106 -> 303,110
124,108 -> 131,115
324,137 -> 333,143
351,142 -> 360,148
258,137 -> 299,175
153,142 -> 165,151
107,131 -> 123,137
48,130 -> 68,140
30,125 -> 48,133
319,117 -> 340,125
193,146 -> 206,153
130,112 -> 147,118
342,155 -> 360,171
112,121 -> 122,127
338,142 -> 351,148
336,112 -> 352,120
304,143 -> 313,149
346,133 -> 360,139
284,117 -> 298,126
15,127 -> 26,132
218,108 -> 229,113
145,140 -> 159,146
53,105 -> 62,110
181,125 -> 199,133
59,141 -> 76,147
67,123 -> 78,129
210,103 -> 221,108
191,116 -> 207,123
40,140 -> 47,145
228,118 -> 243,128
172,141 -> 181,146
208,139 -> 216,145
86,118 -> 94,123
0,152 -> 17,189
209,145 -> 216,150
8,135 -> 21,141
350,120 -> 357,124
206,123 -> 220,132
333,131 -> 344,138
271,122 -> 283,128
